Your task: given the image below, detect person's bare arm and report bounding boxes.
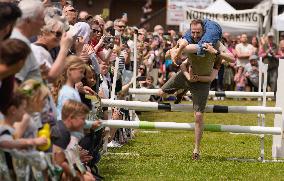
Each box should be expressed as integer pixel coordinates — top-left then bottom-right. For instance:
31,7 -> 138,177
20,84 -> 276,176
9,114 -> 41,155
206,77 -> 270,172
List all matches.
203,42 -> 234,63
182,44 -> 199,54
180,59 -> 192,81
13,113 -> 30,139
0,137 -> 47,150
47,32 -> 73,82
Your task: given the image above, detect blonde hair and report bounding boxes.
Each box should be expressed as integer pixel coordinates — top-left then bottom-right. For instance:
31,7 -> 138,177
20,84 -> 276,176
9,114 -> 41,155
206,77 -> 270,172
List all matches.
52,55 -> 86,103
19,79 -> 50,107
61,100 -> 89,120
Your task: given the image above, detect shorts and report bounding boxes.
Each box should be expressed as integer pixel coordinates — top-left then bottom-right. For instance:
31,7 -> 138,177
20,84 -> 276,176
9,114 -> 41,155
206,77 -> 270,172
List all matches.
161,71 -> 210,112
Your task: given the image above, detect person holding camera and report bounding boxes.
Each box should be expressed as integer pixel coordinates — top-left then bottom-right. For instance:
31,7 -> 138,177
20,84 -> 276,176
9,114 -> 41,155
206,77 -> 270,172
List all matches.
259,32 -> 279,92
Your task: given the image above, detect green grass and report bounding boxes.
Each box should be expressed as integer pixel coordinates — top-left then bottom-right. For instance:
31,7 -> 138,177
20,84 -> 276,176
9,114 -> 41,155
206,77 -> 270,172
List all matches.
99,100 -> 284,180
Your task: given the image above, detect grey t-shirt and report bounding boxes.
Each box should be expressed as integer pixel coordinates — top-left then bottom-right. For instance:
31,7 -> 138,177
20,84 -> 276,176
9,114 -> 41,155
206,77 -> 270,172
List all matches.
0,125 -> 14,143
244,62 -> 260,87
10,28 -> 42,82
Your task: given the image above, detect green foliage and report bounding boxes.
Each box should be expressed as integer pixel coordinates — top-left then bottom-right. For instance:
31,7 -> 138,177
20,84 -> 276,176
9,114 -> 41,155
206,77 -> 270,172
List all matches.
99,100 -> 284,180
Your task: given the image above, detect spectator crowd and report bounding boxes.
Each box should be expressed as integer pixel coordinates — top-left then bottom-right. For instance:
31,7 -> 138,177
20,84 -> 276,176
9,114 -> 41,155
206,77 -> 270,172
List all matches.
0,0 -> 284,180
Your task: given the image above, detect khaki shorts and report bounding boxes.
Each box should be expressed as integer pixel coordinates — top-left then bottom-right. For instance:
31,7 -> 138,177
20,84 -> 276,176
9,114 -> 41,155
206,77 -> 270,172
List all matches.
161,71 -> 210,112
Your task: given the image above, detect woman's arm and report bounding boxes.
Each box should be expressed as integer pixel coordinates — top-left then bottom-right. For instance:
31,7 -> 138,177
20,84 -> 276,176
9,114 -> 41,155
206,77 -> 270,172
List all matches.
180,59 -> 192,81
204,42 -> 235,63
0,137 -> 47,149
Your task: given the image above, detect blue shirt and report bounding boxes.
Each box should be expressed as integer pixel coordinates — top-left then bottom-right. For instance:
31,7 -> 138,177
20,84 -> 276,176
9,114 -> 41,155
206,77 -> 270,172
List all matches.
57,85 -> 81,120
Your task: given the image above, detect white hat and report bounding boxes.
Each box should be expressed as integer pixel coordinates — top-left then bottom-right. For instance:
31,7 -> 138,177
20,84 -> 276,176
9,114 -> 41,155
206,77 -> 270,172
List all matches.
267,32 -> 274,37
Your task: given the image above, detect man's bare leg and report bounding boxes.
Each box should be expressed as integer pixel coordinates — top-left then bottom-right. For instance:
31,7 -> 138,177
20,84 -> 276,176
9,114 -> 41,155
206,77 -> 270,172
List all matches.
157,89 -> 167,97
193,111 -> 204,160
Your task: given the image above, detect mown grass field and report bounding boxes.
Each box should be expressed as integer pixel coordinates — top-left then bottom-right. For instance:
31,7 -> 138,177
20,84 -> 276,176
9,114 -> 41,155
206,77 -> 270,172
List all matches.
99,100 -> 284,180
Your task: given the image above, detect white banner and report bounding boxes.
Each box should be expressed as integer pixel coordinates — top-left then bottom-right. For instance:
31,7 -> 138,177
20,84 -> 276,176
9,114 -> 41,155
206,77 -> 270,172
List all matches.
167,0 -> 213,26
184,7 -> 259,26
183,7 -> 261,34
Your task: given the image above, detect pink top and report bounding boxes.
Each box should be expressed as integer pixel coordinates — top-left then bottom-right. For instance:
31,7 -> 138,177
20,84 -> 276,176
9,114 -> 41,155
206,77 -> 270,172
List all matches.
234,73 -> 246,87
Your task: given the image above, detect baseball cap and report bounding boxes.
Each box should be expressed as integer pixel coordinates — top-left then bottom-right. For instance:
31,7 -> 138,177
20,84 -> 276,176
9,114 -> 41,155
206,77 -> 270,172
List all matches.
249,54 -> 258,60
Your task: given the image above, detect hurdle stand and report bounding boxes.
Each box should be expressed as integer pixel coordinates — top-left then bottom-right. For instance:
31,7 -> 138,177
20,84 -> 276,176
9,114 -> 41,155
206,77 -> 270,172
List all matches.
85,120 -> 282,135
128,88 -> 275,99
258,59 -> 268,161
99,99 -> 282,114
272,59 -> 284,159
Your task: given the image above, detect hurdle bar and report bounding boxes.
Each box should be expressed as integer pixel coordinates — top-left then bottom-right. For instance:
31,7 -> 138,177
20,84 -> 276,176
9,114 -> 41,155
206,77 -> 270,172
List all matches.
86,120 -> 282,135
100,99 -> 282,114
128,88 -> 275,98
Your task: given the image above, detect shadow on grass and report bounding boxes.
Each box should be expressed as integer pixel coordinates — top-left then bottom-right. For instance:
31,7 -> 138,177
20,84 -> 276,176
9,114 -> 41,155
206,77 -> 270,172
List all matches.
201,155 -> 264,163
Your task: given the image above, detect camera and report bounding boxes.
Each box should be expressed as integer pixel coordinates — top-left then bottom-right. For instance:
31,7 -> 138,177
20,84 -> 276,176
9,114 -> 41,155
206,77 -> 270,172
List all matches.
103,35 -> 115,49
121,36 -> 130,46
163,33 -> 170,41
106,27 -> 115,36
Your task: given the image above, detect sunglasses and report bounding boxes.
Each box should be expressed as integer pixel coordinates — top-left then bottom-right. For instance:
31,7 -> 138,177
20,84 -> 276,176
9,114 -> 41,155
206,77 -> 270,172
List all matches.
51,31 -> 62,38
92,29 -> 102,34
118,25 -> 126,29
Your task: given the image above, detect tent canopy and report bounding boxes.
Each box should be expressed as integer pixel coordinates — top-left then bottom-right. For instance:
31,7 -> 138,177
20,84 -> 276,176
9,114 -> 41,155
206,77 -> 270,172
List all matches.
273,13 -> 284,31
206,0 -> 258,35
206,0 -> 235,13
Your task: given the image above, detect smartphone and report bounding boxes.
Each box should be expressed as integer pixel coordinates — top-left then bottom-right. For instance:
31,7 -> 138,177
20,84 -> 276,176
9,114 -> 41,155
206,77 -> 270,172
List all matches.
136,76 -> 146,81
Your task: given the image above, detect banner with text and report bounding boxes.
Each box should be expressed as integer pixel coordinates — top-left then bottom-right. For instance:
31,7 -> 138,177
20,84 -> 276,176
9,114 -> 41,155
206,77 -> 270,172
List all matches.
183,7 -> 260,34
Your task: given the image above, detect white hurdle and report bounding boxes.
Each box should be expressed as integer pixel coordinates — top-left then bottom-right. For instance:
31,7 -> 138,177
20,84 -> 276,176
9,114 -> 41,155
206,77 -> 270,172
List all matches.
273,59 -> 284,159
128,88 -> 275,98
99,99 -> 282,114
84,120 -> 282,135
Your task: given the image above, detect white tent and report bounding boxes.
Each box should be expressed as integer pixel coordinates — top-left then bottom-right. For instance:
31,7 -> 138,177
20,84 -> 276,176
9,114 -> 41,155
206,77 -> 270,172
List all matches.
273,13 -> 284,31
206,0 -> 258,35
273,0 -> 284,5
206,0 -> 235,13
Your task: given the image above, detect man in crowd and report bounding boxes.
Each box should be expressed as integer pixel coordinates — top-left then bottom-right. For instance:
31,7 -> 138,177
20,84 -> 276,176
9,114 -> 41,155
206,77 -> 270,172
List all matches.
259,32 -> 278,92
244,55 -> 261,92
10,0 -> 45,82
235,33 -> 254,67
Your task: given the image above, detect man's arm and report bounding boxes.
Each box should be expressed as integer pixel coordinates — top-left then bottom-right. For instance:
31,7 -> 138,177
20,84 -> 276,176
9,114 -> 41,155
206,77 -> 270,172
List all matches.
203,42 -> 234,63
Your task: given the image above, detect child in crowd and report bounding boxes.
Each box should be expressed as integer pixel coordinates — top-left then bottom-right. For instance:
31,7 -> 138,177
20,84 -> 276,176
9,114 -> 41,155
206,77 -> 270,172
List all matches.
54,55 -> 86,120
0,92 -> 47,179
51,100 -> 99,181
14,79 -> 51,139
80,64 -> 97,109
145,75 -> 155,89
234,66 -> 247,91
